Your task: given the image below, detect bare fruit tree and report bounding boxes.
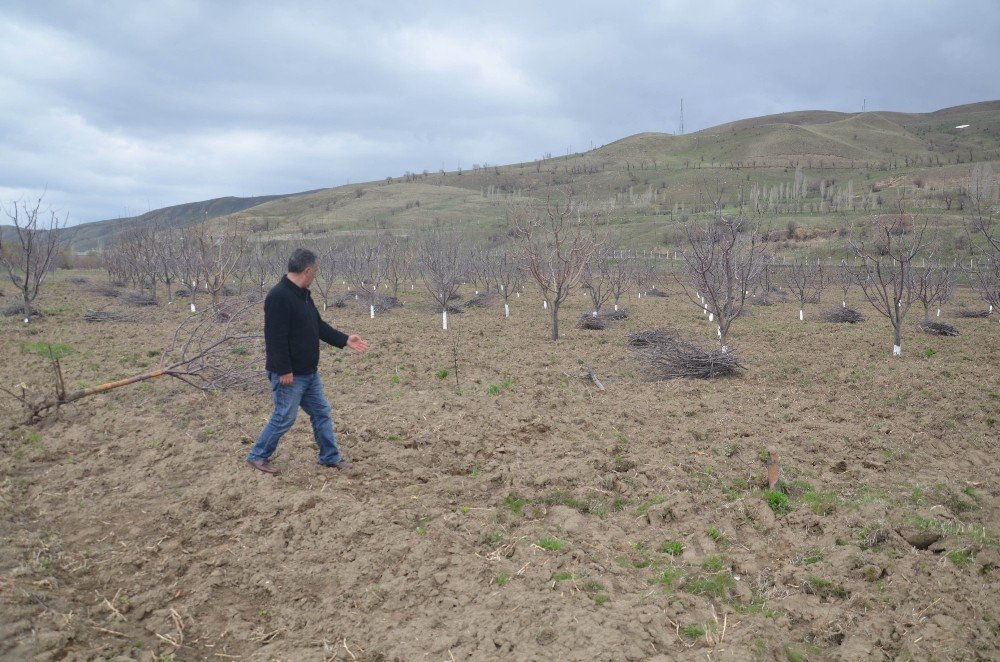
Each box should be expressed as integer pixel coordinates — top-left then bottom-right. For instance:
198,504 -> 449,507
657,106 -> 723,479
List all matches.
510,199 -> 605,341
914,260 -> 956,322
678,209 -> 766,352
581,246 -> 613,316
605,243 -> 634,312
0,195 -> 66,323
782,260 -> 825,321
850,211 -> 928,356
838,260 -> 854,308
417,227 -> 463,330
196,221 -> 247,305
312,242 -> 342,311
345,237 -> 385,318
489,247 -> 523,319
967,163 -> 1000,319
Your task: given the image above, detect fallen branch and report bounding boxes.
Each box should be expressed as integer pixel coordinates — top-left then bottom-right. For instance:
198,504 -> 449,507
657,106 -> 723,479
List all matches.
569,351 -> 605,391
8,300 -> 265,423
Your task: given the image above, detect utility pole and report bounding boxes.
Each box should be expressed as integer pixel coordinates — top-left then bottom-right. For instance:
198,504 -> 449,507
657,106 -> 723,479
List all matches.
679,98 -> 685,135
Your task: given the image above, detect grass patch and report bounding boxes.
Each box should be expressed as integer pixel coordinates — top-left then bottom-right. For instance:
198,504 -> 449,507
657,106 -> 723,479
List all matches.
20,341 -> 73,359
800,489 -> 840,515
541,490 -> 590,514
684,573 -> 734,598
679,624 -> 705,639
502,493 -> 525,515
635,495 -> 665,516
701,554 -> 726,572
551,571 -> 573,581
659,540 -> 684,556
435,368 -> 449,379
656,567 -> 685,589
764,489 -> 790,514
947,549 -> 973,567
804,575 -> 849,599
538,536 -> 566,551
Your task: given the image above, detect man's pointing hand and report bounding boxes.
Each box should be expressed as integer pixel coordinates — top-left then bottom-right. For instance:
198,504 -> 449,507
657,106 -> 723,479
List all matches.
347,335 -> 369,353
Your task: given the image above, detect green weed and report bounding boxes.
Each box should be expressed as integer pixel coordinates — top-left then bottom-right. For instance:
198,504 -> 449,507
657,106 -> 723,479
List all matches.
20,342 -> 73,359
679,624 -> 705,639
538,536 -> 566,551
502,494 -> 525,515
764,489 -> 790,514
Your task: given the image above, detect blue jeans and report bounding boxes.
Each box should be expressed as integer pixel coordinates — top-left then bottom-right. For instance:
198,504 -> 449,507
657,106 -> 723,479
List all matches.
247,371 -> 343,465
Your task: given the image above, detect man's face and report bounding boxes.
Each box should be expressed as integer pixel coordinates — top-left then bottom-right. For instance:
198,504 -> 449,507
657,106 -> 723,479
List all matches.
302,263 -> 317,288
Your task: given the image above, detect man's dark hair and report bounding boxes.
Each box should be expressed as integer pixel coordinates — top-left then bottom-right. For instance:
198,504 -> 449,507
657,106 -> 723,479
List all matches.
288,248 -> 317,274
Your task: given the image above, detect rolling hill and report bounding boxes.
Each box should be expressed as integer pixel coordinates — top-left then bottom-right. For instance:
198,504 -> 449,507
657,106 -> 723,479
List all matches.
32,100 -> 1000,257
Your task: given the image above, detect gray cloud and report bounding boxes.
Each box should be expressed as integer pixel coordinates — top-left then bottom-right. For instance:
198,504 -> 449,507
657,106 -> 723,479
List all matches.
1,0 -> 998,224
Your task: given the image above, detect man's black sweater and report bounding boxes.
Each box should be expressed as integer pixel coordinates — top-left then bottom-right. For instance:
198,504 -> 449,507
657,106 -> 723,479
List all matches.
264,276 -> 349,375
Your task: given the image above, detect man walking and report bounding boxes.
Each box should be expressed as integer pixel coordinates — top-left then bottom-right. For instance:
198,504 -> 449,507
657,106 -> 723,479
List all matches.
247,248 -> 369,475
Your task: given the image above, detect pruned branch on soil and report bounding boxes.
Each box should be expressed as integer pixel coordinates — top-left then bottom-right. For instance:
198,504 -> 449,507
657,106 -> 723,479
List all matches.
7,300 -> 265,423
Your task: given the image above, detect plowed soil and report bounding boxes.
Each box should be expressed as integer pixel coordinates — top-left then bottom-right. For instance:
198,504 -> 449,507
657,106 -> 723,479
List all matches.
2,273 -> 999,661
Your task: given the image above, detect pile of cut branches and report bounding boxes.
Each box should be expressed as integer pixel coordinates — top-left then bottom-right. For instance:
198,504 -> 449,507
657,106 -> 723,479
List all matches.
124,291 -> 157,307
955,308 -> 991,319
630,328 -> 743,380
577,314 -> 607,330
820,307 -> 865,323
90,283 -> 122,298
644,288 -> 669,297
599,309 -> 629,321
82,309 -> 140,323
464,292 -> 498,308
1,304 -> 43,318
917,321 -> 960,336
626,328 -> 673,347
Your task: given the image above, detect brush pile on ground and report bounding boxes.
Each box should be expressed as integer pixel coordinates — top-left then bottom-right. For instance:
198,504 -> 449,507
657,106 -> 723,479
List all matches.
464,292 -> 498,308
628,327 -> 743,379
955,308 -> 991,318
820,307 -> 865,323
82,309 -> 140,323
917,321 -> 960,336
577,309 -> 629,330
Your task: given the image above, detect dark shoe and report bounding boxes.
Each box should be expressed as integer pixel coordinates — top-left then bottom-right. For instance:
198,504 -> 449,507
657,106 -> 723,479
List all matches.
247,458 -> 280,475
319,459 -> 356,473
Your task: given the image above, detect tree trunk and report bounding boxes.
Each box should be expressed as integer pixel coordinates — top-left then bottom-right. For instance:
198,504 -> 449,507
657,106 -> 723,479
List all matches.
893,324 -> 903,356
549,303 -> 560,341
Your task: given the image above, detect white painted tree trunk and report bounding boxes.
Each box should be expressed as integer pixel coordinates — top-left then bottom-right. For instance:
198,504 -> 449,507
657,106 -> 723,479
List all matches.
543,300 -> 547,309
614,303 -> 619,311
504,303 -> 510,318
893,345 -> 901,356
842,301 -> 846,308
443,309 -> 448,330
370,305 -> 375,319
190,303 -> 196,313
709,312 -> 714,322
799,309 -> 804,321
936,308 -> 940,317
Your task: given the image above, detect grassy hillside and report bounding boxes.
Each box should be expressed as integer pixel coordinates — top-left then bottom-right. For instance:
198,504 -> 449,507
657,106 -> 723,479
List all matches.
62,101 -> 1000,260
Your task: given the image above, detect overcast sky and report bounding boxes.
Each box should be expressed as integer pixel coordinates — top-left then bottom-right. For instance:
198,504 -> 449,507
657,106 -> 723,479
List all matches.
2,1 -> 998,225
